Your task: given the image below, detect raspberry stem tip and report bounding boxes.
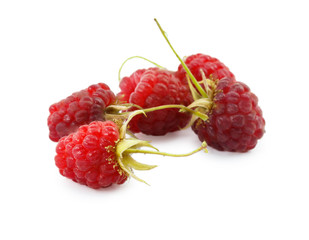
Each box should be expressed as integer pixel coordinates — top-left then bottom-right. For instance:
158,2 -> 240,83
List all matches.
118,55 -> 165,82
154,18 -> 208,99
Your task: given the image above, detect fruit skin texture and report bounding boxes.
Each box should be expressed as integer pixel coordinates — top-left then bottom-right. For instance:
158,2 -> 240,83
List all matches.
118,67 -> 193,135
48,83 -> 116,142
192,77 -> 265,152
55,121 -> 127,189
176,53 -> 235,84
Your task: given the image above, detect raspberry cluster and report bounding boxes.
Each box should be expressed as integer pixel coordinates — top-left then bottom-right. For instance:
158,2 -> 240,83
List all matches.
47,19 -> 265,189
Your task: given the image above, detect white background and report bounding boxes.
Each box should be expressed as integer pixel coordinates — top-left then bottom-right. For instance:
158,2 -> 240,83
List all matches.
1,0 -> 308,239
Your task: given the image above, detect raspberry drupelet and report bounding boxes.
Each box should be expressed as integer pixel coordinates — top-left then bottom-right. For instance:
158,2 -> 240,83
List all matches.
118,67 -> 193,135
48,83 -> 116,142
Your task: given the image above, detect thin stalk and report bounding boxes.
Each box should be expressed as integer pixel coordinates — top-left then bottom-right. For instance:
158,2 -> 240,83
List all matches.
125,141 -> 207,157
142,104 -> 208,121
118,55 -> 165,81
119,104 -> 208,139
154,18 -> 208,98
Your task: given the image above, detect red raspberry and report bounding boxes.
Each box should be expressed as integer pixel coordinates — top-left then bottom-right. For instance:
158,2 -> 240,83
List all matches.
176,53 -> 235,84
55,121 -> 127,189
192,77 -> 265,152
48,83 -> 116,142
54,119 -> 206,188
118,67 -> 193,135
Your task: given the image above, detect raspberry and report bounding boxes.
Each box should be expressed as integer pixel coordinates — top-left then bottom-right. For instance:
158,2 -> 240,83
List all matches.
192,77 -> 265,152
176,53 -> 236,84
48,83 -> 116,142
55,120 -> 207,188
118,67 -> 193,135
55,121 -> 127,188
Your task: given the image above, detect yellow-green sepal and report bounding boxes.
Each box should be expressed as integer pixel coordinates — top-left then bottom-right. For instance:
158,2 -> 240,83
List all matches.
122,154 -> 157,171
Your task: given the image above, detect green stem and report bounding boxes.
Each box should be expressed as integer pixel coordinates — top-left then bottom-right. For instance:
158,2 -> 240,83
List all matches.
118,55 -> 165,82
154,18 -> 208,98
125,141 -> 207,157
142,104 -> 207,120
119,109 -> 145,139
119,104 -> 208,139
